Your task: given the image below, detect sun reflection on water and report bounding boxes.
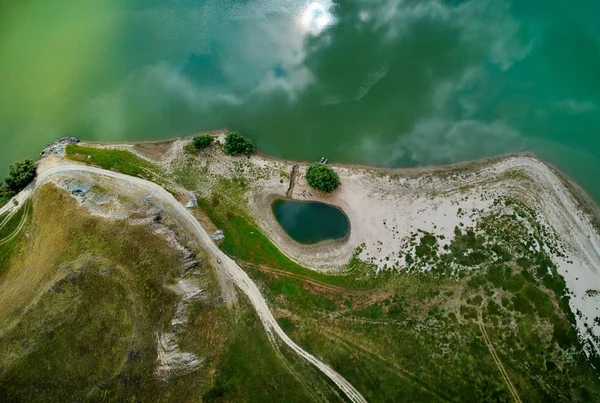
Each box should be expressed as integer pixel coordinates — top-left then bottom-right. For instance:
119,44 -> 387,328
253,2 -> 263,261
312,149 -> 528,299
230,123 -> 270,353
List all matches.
299,1 -> 335,35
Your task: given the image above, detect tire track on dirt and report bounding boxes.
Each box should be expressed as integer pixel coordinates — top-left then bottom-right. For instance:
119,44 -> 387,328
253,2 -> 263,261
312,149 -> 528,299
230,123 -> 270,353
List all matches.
0,211 -> 13,228
477,312 -> 522,403
0,200 -> 30,246
241,262 -> 366,295
286,165 -> 298,198
321,330 -> 451,402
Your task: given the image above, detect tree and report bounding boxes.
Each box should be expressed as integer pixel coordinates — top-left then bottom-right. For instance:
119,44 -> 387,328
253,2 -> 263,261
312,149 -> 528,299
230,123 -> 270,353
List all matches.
192,134 -> 214,150
305,163 -> 340,193
0,159 -> 36,205
0,183 -> 13,205
223,132 -> 256,156
5,159 -> 36,192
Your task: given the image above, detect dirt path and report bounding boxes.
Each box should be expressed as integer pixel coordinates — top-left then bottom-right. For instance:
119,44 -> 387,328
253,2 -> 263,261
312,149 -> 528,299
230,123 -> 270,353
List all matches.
0,188 -> 32,218
241,261 -> 366,295
286,165 -> 298,198
0,211 -> 13,228
0,200 -> 30,246
30,162 -> 367,403
478,312 -> 522,403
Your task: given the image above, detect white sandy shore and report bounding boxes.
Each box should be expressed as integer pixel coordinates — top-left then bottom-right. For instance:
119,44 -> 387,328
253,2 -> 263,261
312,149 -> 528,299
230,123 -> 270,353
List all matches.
156,138 -> 600,358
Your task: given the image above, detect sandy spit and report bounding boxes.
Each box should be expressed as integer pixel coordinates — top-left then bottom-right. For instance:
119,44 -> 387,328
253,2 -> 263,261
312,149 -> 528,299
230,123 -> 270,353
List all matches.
155,137 -> 600,357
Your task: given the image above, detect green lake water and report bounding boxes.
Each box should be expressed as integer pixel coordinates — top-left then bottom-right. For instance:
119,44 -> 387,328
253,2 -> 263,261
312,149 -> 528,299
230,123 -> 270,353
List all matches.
272,199 -> 349,244
1,0 -> 599,200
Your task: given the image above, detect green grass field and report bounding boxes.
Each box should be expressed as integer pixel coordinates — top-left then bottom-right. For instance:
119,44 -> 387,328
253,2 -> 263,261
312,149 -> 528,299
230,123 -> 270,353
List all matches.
24,140 -> 597,401
0,201 -> 29,239
241,200 -> 600,402
0,200 -> 31,275
0,185 -> 325,402
196,179 -> 387,291
163,143 -> 600,401
178,165 -> 599,401
65,144 -> 162,180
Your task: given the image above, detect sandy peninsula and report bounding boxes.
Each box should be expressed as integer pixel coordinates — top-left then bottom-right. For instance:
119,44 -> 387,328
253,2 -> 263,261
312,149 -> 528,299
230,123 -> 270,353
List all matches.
75,133 -> 600,359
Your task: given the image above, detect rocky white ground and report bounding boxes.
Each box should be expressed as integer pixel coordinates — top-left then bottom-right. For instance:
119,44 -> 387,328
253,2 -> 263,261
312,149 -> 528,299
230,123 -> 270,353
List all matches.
158,138 -> 600,359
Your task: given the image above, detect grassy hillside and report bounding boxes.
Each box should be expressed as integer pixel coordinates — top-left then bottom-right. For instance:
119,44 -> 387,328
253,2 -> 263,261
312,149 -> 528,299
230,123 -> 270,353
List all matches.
0,185 -> 330,402
66,144 -> 159,179
0,200 -> 31,274
180,164 -> 600,402
53,142 -> 600,400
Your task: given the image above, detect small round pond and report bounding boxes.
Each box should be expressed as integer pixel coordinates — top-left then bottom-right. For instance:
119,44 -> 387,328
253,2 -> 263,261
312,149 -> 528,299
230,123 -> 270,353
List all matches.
272,199 -> 350,245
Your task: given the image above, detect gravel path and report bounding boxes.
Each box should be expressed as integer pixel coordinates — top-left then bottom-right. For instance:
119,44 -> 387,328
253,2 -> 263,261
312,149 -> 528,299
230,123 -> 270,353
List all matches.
30,162 -> 367,403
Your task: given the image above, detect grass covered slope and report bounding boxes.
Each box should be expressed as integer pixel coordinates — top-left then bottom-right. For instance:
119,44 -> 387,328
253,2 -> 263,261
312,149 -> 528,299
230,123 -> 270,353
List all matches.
163,140 -> 600,402
0,185 -> 323,402
245,202 -> 600,402
66,144 -> 163,182
51,139 -> 600,400
194,185 -> 600,401
0,200 -> 31,273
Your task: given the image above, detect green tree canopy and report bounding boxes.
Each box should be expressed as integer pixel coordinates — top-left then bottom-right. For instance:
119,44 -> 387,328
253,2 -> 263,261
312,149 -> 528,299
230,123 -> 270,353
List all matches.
0,184 -> 13,204
305,163 -> 340,193
5,159 -> 36,192
223,132 -> 256,156
192,134 -> 214,150
0,159 -> 37,205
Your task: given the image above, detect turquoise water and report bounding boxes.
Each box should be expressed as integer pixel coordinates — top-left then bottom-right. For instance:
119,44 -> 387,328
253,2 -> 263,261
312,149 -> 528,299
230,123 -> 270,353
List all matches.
272,199 -> 349,244
1,0 -> 599,200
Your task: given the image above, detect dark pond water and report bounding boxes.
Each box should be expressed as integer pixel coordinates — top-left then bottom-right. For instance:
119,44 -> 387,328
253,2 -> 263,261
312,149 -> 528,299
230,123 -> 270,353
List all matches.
272,199 -> 349,245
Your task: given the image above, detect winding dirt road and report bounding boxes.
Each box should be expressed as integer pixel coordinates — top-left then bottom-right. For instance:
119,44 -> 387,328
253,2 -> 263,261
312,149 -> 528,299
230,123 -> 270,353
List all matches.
21,162 -> 367,403
0,200 -> 30,246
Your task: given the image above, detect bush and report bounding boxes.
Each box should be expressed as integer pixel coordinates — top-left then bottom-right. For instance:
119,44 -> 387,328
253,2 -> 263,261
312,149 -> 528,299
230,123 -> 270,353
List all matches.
223,132 -> 255,156
0,159 -> 37,205
192,135 -> 214,150
0,184 -> 13,205
5,159 -> 36,192
305,163 -> 340,193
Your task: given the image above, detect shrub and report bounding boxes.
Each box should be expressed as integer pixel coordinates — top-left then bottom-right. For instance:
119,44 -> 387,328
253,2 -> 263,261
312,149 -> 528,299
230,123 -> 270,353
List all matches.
0,184 -> 13,205
5,159 -> 36,192
192,135 -> 214,150
305,163 -> 340,193
223,132 -> 255,156
0,159 -> 37,205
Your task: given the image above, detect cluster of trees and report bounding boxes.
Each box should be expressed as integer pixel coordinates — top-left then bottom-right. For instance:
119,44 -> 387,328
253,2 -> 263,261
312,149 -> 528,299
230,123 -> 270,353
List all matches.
305,163 -> 340,193
0,159 -> 37,205
191,132 -> 340,193
224,132 -> 256,156
192,134 -> 214,150
189,132 -> 256,157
